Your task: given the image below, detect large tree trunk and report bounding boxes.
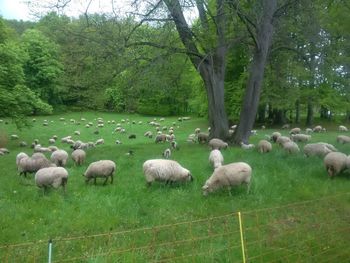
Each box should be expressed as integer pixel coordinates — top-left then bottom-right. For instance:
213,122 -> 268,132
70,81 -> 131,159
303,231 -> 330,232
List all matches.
233,0 -> 277,144
295,99 -> 300,123
306,98 -> 313,127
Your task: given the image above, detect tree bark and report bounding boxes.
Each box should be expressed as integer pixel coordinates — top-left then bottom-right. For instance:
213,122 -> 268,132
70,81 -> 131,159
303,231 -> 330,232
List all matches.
295,99 -> 300,123
306,98 -> 313,127
233,0 -> 277,144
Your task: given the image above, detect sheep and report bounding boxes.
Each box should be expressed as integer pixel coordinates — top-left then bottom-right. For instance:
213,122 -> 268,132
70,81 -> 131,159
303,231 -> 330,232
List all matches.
289,127 -> 301,135
290,134 -> 311,143
305,128 -> 313,134
197,133 -> 209,144
11,134 -> 19,140
95,138 -> 104,145
144,131 -> 153,138
50,150 -> 69,167
194,128 -> 201,134
303,143 -> 337,157
16,152 -> 28,168
209,149 -> 224,169
170,141 -> 178,150
19,141 -> 27,147
35,167 -> 69,192
18,153 -> 54,177
313,125 -> 323,132
257,140 -> 272,153
0,148 -> 9,154
48,146 -> 58,152
282,141 -> 300,154
83,160 -> 116,185
324,152 -> 349,178
163,148 -> 171,159
209,138 -> 228,150
339,125 -> 348,132
187,134 -> 196,143
271,132 -> 281,142
115,140 -> 122,145
336,135 -> 350,144
276,136 -> 291,146
202,162 -> 252,196
74,131 -> 80,135
241,142 -> 255,150
71,149 -> 86,166
143,159 -> 192,186
48,138 -> 56,144
155,134 -> 167,143
61,136 -> 72,143
34,145 -> 52,153
282,124 -> 290,129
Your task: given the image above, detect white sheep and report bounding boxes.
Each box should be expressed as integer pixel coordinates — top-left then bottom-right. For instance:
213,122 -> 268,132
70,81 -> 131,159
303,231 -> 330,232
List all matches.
18,153 -> 55,177
95,138 -> 104,145
0,148 -> 9,154
202,162 -> 252,196
324,152 -> 349,178
48,138 -> 56,144
50,150 -> 69,167
271,132 -> 281,142
336,135 -> 350,144
276,136 -> 291,147
305,128 -> 313,134
209,138 -> 228,150
257,140 -> 272,153
282,141 -> 300,154
71,149 -> 86,166
290,134 -> 311,143
240,142 -> 255,150
35,167 -> 69,192
338,125 -> 348,132
313,125 -> 323,132
11,134 -> 19,140
303,143 -> 337,157
209,149 -> 224,169
289,127 -> 301,135
143,159 -> 192,186
162,148 -> 171,159
16,152 -> 29,168
83,160 -> 116,185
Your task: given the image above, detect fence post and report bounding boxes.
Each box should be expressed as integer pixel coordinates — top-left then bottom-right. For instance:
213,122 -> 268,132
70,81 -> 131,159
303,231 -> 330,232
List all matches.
238,212 -> 246,263
48,239 -> 52,263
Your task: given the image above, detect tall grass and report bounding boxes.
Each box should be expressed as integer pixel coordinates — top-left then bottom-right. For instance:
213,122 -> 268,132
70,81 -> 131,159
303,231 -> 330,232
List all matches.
0,112 -> 349,260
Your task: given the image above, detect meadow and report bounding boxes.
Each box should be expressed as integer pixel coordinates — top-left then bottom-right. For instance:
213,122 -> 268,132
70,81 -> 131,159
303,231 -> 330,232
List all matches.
0,112 -> 349,262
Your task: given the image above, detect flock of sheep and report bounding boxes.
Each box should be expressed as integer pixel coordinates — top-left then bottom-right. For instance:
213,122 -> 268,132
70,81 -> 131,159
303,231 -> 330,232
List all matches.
1,116 -> 349,196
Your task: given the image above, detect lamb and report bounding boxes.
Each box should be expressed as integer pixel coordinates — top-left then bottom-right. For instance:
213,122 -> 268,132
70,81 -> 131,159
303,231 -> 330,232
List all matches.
271,132 -> 281,142
338,125 -> 348,132
290,134 -> 311,143
35,167 -> 69,192
240,142 -> 255,150
303,143 -> 337,157
18,153 -> 55,177
83,160 -> 116,185
162,148 -> 171,159
143,159 -> 192,186
257,140 -> 272,153
336,135 -> 350,144
289,127 -> 301,135
50,150 -> 69,167
202,162 -> 252,196
71,149 -> 86,166
324,152 -> 349,178
276,136 -> 291,146
209,149 -> 224,169
197,133 -> 209,144
282,141 -> 300,154
209,138 -> 228,150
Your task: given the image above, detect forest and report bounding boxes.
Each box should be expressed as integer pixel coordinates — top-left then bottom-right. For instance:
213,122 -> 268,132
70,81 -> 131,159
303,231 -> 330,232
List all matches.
0,0 -> 349,137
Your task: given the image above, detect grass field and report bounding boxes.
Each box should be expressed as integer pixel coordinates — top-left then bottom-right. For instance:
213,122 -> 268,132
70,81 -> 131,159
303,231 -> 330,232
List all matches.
0,112 -> 349,262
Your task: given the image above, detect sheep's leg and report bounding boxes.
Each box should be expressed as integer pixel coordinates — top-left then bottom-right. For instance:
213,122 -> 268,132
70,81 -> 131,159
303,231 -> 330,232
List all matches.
103,177 -> 108,186
110,174 -> 113,184
247,182 -> 251,194
94,177 -> 97,185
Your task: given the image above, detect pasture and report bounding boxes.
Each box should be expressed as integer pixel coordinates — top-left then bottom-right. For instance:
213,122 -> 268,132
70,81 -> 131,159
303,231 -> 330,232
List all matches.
0,112 -> 349,261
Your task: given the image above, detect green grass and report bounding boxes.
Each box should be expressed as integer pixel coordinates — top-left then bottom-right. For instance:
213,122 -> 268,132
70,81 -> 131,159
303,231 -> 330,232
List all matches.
0,112 -> 349,262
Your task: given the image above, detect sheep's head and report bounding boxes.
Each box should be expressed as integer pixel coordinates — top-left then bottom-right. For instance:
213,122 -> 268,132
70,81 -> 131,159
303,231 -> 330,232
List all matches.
181,169 -> 193,182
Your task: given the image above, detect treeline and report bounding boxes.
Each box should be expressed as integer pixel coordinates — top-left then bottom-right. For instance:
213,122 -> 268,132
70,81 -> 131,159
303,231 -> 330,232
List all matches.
0,1 -> 349,127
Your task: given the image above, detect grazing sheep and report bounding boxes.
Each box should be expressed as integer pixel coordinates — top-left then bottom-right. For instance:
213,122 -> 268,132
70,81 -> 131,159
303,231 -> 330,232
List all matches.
324,152 -> 349,178
163,148 -> 171,159
240,142 -> 255,150
202,162 -> 252,196
291,134 -> 311,143
143,159 -> 192,186
283,141 -> 300,154
303,143 -> 337,157
115,140 -> 122,145
11,134 -> 19,140
95,138 -> 104,145
194,128 -> 201,134
257,140 -> 272,153
339,125 -> 348,132
336,135 -> 350,144
0,148 -> 9,154
282,124 -> 290,129
34,145 -> 52,153
48,138 -> 56,144
155,134 -> 167,143
209,149 -> 224,169
18,153 -> 54,177
35,167 -> 69,192
19,141 -> 27,147
144,131 -> 153,138
71,149 -> 86,166
197,133 -> 209,144
276,136 -> 291,146
48,146 -> 58,152
74,131 -> 80,135
289,127 -> 301,135
271,132 -> 281,142
305,128 -> 313,134
209,138 -> 228,150
16,152 -> 28,167
61,136 -> 72,143
187,134 -> 196,143
313,125 -> 323,132
83,160 -> 116,185
50,150 -> 69,167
